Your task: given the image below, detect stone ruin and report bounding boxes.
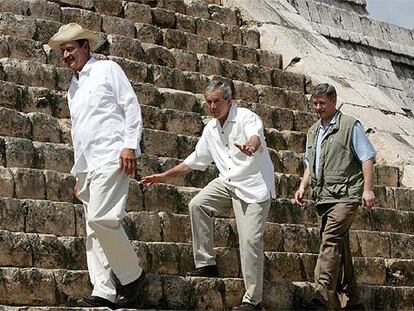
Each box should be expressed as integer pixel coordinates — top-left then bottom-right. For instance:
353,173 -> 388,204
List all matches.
0,0 -> 413,309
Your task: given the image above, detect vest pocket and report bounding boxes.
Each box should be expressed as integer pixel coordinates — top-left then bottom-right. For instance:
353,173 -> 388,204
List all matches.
323,175 -> 349,199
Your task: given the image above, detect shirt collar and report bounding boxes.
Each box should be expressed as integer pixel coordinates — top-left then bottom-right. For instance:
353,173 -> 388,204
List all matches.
213,104 -> 237,128
71,57 -> 96,83
319,110 -> 340,130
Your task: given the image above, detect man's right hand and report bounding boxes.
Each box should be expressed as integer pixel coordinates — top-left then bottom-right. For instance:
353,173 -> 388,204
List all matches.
294,188 -> 305,206
141,173 -> 166,186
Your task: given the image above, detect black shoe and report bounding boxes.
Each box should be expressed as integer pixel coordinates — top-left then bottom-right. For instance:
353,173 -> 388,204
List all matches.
77,295 -> 115,309
301,298 -> 327,310
186,265 -> 219,277
342,302 -> 366,310
115,270 -> 146,307
232,302 -> 262,310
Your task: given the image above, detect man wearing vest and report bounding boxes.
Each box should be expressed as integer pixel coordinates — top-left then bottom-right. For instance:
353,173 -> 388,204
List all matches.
294,83 -> 376,310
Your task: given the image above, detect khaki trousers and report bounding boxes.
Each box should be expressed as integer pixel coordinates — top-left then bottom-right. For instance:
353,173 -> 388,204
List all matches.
189,178 -> 270,305
314,202 -> 360,310
77,160 -> 142,302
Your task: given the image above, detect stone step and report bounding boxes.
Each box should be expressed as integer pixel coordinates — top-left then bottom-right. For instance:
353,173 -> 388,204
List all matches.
2,193 -> 414,259
2,230 -> 414,287
1,267 -> 414,310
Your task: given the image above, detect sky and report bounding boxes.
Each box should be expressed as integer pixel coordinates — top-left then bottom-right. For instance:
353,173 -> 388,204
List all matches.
366,0 -> 414,30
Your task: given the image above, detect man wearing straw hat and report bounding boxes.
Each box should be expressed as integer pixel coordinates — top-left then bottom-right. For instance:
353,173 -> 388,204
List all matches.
49,23 -> 145,308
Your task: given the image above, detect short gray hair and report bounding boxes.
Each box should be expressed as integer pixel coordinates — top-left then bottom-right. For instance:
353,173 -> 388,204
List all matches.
311,83 -> 337,99
205,80 -> 232,100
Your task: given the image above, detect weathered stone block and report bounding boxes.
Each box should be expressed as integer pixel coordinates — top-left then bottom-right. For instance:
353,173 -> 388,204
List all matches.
241,28 -> 260,49
142,128 -> 178,157
158,0 -> 186,14
386,258 -> 414,286
102,15 -> 136,38
27,112 -> 62,143
265,252 -> 305,282
142,43 -> 176,68
54,269 -> 91,304
208,38 -> 233,59
185,71 -> 210,94
163,109 -> 203,135
1,58 -> 56,90
271,106 -> 295,131
147,242 -> 179,274
151,7 -> 176,28
0,0 -> 29,15
61,7 -> 101,32
373,186 -> 395,210
95,0 -> 122,16
186,0 -> 210,19
177,134 -> 198,159
354,257 -> 386,285
59,236 -> 87,270
160,211 -> 191,243
162,28 -> 187,50
176,13 -> 196,33
44,170 -> 75,203
389,232 -> 414,259
187,33 -> 208,54
2,35 -> 47,63
128,211 -> 161,241
375,165 -> 399,187
108,56 -> 148,83
58,119 -> 71,145
34,19 -> 62,44
33,142 -> 73,173
0,13 -> 36,39
0,108 -> 31,140
55,66 -> 72,91
293,111 -> 316,132
272,70 -> 305,94
188,277 -> 225,310
5,137 -> 35,168
140,104 -> 164,131
209,5 -> 239,26
26,200 -> 76,236
132,83 -> 162,108
258,85 -> 308,111
0,198 -> 25,232
282,224 -> 319,253
246,64 -> 272,86
223,278 -> 245,309
27,0 -> 61,21
170,48 -> 198,72
0,231 -> 32,267
220,59 -> 248,81
29,234 -> 68,269
136,23 -> 163,45
125,2 -> 152,24
394,187 -> 414,211
150,65 -> 187,91
353,231 -> 390,258
107,34 -> 145,62
0,267 -> 57,305
0,165 -> 13,197
196,19 -> 223,41
143,183 -> 179,213
282,130 -> 306,154
126,178 -> 144,212
234,45 -> 257,65
257,49 -> 282,69
163,275 -> 195,309
198,54 -> 221,76
216,247 -> 240,277
0,80 -> 26,111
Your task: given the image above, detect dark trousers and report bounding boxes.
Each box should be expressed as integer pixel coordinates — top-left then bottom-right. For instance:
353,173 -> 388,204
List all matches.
314,202 -> 361,310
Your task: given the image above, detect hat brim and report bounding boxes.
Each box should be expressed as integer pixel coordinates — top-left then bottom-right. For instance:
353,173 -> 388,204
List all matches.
48,31 -> 99,50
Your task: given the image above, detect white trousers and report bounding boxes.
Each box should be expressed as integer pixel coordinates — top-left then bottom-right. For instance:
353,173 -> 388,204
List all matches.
77,160 -> 142,302
189,178 -> 270,305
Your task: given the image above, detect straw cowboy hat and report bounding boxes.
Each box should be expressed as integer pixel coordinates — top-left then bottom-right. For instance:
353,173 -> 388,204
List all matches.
48,23 -> 99,49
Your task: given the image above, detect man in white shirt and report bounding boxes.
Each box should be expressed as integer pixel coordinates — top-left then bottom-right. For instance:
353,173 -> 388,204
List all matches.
142,80 -> 275,311
48,23 -> 145,308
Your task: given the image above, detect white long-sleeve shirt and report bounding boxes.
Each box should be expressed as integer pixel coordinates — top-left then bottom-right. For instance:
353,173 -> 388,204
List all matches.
67,57 -> 142,176
184,104 -> 276,203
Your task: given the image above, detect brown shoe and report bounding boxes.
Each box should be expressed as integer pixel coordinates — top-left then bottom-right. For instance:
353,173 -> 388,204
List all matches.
232,302 -> 262,310
77,295 -> 115,309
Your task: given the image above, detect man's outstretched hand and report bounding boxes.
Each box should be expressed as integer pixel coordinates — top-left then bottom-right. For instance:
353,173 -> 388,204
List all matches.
234,143 -> 256,156
141,173 -> 166,186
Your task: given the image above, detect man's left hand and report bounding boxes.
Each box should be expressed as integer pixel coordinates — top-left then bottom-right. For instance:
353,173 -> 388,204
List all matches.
234,143 -> 256,156
362,190 -> 375,210
119,148 -> 136,176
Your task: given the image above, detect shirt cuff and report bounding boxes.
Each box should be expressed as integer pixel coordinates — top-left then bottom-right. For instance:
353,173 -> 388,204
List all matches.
123,138 -> 138,150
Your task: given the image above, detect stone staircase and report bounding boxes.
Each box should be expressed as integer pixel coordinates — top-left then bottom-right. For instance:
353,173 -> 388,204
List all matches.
0,0 -> 413,310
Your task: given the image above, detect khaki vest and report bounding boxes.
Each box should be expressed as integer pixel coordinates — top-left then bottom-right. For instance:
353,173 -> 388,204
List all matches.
307,111 -> 363,205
